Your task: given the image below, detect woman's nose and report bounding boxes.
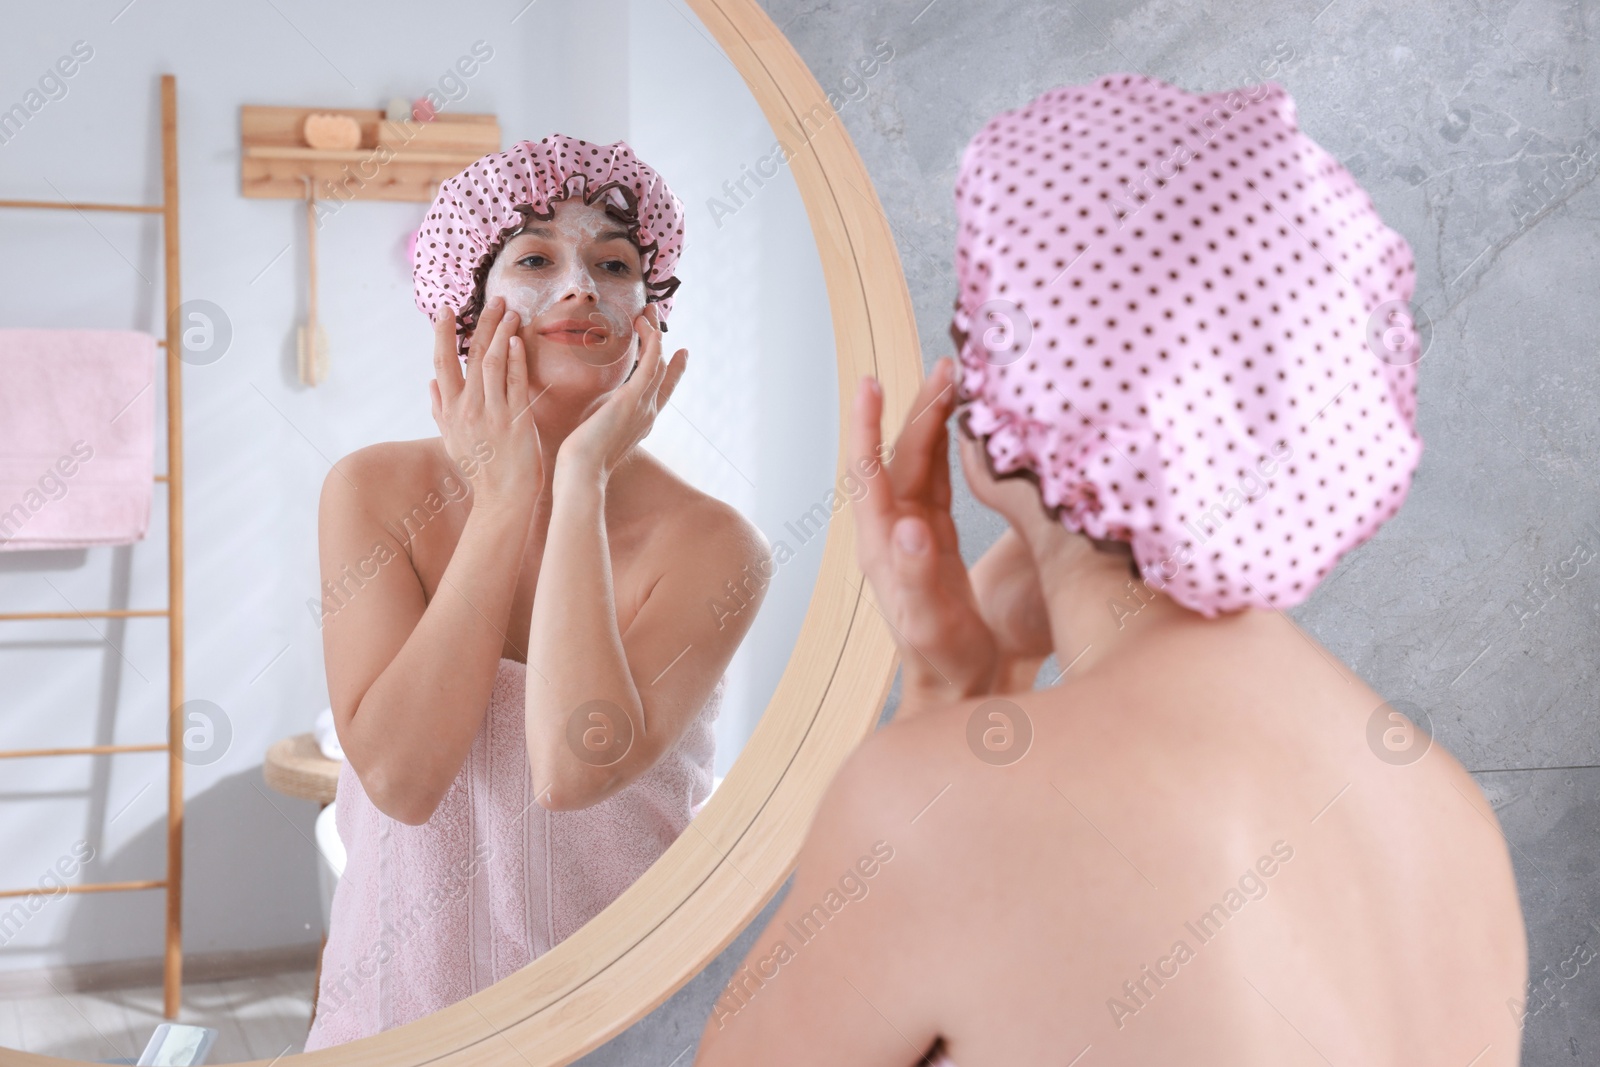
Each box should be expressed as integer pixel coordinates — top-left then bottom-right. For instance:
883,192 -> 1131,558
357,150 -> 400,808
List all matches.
557,262 -> 599,303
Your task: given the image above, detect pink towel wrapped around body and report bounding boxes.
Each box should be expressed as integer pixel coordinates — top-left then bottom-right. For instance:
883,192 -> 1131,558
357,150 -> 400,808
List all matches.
0,329 -> 156,551
304,656 -> 724,1050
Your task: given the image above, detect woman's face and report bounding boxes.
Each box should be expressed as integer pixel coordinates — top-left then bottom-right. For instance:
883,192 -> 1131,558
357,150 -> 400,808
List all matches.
480,196 -> 648,398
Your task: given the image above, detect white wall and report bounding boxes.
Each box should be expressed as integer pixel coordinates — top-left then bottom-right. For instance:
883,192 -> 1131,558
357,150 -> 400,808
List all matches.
0,0 -> 835,971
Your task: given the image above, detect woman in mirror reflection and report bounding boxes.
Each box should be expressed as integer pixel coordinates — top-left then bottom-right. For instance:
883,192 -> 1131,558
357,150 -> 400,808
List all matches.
304,134 -> 770,1051
693,74 -> 1525,1067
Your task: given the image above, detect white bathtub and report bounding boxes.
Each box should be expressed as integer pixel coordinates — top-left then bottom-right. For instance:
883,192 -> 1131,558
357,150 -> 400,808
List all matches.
314,802 -> 346,934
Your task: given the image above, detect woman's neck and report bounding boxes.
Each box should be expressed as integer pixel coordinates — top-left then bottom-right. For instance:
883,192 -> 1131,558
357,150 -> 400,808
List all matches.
1021,523 -> 1196,683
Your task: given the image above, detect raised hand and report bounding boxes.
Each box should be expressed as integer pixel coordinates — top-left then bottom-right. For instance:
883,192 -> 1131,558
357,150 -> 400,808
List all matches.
555,303 -> 687,485
848,357 -> 1002,707
430,295 -> 545,516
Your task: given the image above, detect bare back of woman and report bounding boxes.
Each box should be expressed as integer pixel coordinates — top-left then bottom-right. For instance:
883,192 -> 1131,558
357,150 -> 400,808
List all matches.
854,604 -> 1524,1065
694,513 -> 1523,1065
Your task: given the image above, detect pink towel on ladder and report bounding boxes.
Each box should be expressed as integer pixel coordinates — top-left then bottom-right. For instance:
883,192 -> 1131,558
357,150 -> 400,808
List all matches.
303,657 -> 724,1051
0,329 -> 156,551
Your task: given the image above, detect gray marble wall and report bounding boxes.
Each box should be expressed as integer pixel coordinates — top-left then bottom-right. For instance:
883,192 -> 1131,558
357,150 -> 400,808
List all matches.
582,1 -> 1600,1062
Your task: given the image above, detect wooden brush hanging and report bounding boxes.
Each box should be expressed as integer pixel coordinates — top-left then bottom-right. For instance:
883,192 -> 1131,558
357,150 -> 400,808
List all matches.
297,176 -> 330,386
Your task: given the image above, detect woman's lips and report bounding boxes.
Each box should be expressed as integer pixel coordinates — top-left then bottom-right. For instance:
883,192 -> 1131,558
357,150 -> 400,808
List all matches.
539,320 -> 606,345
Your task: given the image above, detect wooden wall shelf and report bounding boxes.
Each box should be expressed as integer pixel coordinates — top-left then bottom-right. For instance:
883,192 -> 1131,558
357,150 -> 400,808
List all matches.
240,105 -> 500,202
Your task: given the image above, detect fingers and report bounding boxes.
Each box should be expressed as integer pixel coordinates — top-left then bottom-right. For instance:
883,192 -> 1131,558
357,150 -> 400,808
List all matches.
957,423 -> 1037,516
922,409 -> 964,556
844,368 -> 998,694
657,347 -> 689,408
616,306 -> 669,409
890,357 -> 959,503
633,306 -> 664,390
930,414 -> 953,511
956,430 -> 990,489
460,296 -> 502,411
645,308 -> 672,397
885,514 -> 955,654
929,359 -> 960,513
886,510 -> 1005,698
848,375 -> 896,544
478,307 -> 521,416
433,305 -> 465,406
466,294 -> 507,367
505,332 -> 530,415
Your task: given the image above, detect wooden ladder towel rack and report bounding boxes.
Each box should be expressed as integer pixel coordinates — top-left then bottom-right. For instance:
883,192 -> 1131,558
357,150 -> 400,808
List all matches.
0,72 -> 186,1019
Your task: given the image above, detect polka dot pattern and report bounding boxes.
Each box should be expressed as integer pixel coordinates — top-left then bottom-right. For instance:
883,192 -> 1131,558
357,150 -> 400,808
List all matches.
413,134 -> 686,358
951,74 -> 1423,617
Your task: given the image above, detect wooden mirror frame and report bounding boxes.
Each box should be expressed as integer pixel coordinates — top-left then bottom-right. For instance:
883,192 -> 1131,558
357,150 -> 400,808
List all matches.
2,0 -> 917,1064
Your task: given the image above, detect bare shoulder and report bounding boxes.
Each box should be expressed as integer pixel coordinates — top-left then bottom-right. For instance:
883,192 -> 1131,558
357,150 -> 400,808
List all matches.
794,698 -> 1006,879
624,451 -> 772,574
805,670 -> 1291,893
778,691 -> 1122,1034
321,438 -> 445,517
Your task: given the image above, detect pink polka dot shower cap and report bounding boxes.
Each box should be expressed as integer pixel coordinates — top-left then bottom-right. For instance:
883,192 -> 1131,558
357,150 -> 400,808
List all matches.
414,133 -> 686,358
952,73 -> 1423,617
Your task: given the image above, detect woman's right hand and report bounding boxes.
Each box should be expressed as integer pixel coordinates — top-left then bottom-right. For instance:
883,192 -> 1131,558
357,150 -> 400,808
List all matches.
430,295 -> 545,515
848,357 -> 1003,706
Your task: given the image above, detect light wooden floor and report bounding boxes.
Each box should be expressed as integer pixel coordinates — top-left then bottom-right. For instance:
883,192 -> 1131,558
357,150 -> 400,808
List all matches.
0,966 -> 318,1064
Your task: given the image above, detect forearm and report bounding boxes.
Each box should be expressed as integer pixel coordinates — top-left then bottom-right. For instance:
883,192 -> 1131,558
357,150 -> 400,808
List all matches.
894,648 -> 1045,721
996,651 -> 1048,692
894,656 -> 994,720
525,461 -> 641,809
349,504 -> 532,823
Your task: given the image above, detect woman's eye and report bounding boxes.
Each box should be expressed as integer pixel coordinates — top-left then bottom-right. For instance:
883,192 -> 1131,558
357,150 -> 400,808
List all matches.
517,254 -> 550,268
600,260 -> 631,275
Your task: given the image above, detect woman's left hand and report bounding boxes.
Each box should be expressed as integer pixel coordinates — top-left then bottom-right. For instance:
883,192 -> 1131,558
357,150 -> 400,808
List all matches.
556,304 -> 687,484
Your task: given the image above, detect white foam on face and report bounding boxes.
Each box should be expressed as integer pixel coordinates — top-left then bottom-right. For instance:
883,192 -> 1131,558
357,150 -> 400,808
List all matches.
482,197 -> 646,354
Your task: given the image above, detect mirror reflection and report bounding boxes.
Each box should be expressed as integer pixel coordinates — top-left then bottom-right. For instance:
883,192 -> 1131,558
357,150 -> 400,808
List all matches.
0,0 -> 836,1060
